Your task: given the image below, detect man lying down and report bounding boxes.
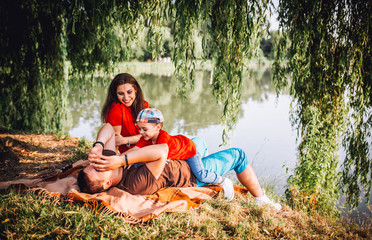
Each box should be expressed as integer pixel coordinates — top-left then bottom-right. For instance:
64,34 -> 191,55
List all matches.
78,123 -> 281,211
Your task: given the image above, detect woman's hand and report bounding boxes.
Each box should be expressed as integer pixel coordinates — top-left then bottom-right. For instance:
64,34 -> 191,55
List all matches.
88,145 -> 103,162
89,154 -> 123,172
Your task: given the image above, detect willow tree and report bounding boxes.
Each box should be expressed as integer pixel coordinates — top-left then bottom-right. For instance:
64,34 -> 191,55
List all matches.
0,1 -> 68,132
274,0 -> 371,212
0,0 -> 269,141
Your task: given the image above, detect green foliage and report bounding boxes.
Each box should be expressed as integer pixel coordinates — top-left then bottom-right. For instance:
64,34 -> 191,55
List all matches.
0,1 -> 68,133
70,138 -> 90,163
172,0 -> 271,143
0,0 -> 271,144
260,31 -> 279,59
274,0 -> 371,212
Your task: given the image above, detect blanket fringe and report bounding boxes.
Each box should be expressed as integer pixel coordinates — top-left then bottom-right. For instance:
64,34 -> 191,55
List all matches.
65,192 -> 147,224
2,174 -> 248,224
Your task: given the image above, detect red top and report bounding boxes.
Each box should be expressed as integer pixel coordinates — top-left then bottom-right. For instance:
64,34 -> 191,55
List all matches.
135,129 -> 196,160
105,101 -> 149,153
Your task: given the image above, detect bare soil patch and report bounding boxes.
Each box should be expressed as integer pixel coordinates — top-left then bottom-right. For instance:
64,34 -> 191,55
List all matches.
0,133 -> 80,181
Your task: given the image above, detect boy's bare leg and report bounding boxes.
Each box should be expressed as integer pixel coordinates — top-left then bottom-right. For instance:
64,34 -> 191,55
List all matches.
238,164 -> 281,211
236,164 -> 264,198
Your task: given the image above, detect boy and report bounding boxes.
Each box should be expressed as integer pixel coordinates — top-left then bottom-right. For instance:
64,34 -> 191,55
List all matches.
132,108 -> 235,200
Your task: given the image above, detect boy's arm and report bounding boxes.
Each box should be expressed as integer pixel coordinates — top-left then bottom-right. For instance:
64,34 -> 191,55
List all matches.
114,127 -> 141,147
90,144 -> 169,174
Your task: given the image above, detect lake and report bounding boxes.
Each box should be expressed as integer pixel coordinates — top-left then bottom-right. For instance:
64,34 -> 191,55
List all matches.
67,62 -> 297,194
66,62 -> 371,227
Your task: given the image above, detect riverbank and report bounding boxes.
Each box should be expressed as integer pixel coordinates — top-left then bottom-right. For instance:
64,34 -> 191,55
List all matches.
0,131 -> 370,239
69,59 -> 273,77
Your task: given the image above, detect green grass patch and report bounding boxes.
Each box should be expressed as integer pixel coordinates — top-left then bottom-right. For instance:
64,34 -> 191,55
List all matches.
1,189 -> 370,239
68,138 -> 91,164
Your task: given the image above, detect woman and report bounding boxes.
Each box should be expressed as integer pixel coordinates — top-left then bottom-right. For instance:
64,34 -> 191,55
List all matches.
101,73 -> 149,153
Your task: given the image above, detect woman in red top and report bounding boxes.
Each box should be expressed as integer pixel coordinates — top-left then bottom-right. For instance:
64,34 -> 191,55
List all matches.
101,73 -> 149,153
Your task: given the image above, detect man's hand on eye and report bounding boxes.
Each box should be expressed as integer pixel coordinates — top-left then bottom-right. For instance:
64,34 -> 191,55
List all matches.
90,154 -> 124,172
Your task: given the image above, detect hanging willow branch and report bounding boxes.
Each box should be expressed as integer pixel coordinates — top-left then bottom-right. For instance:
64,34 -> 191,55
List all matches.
172,0 -> 270,144
0,0 -> 270,144
274,0 -> 371,211
0,1 -> 67,132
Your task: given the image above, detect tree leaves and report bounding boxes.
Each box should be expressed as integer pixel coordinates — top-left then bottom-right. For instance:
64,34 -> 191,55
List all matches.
274,0 -> 371,211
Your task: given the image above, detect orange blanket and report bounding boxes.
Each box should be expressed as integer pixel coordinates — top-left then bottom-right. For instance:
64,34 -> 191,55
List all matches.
0,166 -> 249,223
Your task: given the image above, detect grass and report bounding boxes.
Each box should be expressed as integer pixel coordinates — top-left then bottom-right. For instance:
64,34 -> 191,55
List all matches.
0,188 -> 370,239
68,138 -> 90,164
0,138 -> 370,239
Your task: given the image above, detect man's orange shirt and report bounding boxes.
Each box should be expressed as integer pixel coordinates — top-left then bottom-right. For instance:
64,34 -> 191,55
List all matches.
135,129 -> 196,160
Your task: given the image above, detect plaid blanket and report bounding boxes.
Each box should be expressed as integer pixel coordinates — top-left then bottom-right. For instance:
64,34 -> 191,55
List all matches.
1,165 -> 241,223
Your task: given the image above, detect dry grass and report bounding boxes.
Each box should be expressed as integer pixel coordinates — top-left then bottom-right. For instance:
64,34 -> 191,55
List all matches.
0,132 -> 82,181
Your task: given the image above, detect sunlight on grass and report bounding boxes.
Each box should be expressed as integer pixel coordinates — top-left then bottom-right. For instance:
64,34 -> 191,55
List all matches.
0,189 -> 370,239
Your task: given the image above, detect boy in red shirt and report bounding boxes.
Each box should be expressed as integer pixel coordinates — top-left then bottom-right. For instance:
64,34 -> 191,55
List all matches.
133,108 -> 234,200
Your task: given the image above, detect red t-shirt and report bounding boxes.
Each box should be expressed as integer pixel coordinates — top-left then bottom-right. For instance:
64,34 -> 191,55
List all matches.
135,129 -> 196,160
105,101 -> 149,153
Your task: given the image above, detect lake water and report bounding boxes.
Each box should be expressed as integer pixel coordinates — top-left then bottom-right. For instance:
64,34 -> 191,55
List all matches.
66,62 -> 371,229
67,63 -> 297,194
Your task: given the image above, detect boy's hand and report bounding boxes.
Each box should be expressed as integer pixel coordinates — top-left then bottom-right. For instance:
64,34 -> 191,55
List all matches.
89,154 -> 124,171
115,134 -> 126,146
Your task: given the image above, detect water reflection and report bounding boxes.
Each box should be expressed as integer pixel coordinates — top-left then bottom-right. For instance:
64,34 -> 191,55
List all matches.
67,65 -> 297,194
68,76 -> 110,139
240,67 -> 276,102
139,71 -> 224,135
68,66 -> 279,139
66,64 -> 370,228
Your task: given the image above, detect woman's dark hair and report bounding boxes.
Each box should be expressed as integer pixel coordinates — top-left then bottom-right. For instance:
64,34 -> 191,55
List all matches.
101,73 -> 145,122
